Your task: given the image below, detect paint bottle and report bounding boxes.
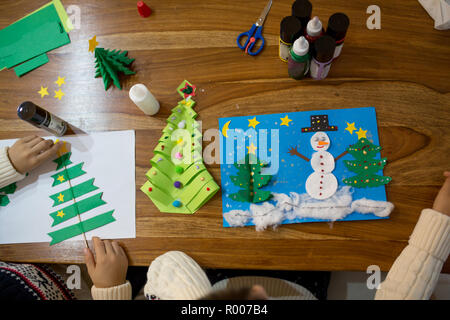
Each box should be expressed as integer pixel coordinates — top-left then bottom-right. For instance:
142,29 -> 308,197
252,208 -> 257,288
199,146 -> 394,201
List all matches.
288,36 -> 310,80
291,0 -> 312,33
309,35 -> 336,80
326,13 -> 350,59
129,83 -> 160,115
305,16 -> 323,44
17,101 -> 67,136
279,16 -> 302,62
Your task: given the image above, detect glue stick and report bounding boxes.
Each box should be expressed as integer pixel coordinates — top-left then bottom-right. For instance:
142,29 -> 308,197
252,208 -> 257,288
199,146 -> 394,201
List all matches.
129,83 -> 160,115
17,101 -> 67,136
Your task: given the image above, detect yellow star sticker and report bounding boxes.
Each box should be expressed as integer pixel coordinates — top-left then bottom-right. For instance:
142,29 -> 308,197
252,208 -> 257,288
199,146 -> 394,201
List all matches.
38,86 -> 49,98
54,76 -> 65,87
54,89 -> 65,100
88,35 -> 99,53
57,175 -> 65,183
356,127 -> 367,140
248,117 -> 260,129
57,193 -> 64,202
247,142 -> 257,155
56,210 -> 65,218
345,122 -> 357,135
280,115 -> 292,126
55,140 -> 69,156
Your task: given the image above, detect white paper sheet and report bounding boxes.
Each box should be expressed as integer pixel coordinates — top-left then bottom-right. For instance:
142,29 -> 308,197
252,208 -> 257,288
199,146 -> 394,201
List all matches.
0,130 -> 136,244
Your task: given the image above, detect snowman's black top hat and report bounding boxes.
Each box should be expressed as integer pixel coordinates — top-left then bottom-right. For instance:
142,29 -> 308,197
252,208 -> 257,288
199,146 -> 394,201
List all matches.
301,115 -> 338,133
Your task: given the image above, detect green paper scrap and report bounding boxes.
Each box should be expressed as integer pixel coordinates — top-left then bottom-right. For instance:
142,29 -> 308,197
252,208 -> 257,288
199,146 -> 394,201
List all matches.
49,178 -> 98,206
49,192 -> 106,226
48,210 -> 115,245
342,138 -> 392,188
17,0 -> 73,33
0,182 -> 17,194
14,53 -> 49,77
0,195 -> 10,207
53,152 -> 72,170
51,162 -> 86,187
0,4 -> 70,70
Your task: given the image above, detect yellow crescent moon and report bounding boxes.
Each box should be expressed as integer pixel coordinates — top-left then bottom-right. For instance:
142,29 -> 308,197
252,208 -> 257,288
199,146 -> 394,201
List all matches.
222,120 -> 231,138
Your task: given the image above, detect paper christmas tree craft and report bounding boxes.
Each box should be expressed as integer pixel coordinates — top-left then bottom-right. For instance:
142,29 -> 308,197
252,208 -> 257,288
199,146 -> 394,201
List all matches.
140,81 -> 219,214
229,154 -> 272,203
0,182 -> 17,207
342,137 -> 392,188
47,143 -> 115,245
94,47 -> 135,90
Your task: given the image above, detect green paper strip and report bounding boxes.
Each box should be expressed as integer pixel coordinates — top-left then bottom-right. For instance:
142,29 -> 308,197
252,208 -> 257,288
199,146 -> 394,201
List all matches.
0,182 -> 17,194
51,162 -> 86,187
14,53 -> 49,77
53,152 -> 72,170
186,180 -> 219,213
49,178 -> 98,206
48,210 -> 115,245
0,195 -> 10,206
145,168 -> 173,193
150,154 -> 174,174
49,192 -> 106,226
178,163 -> 206,186
141,181 -> 171,206
179,171 -> 213,204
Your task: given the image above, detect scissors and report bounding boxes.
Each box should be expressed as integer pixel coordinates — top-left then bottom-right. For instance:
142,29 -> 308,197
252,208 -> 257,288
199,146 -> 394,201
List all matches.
236,0 -> 272,56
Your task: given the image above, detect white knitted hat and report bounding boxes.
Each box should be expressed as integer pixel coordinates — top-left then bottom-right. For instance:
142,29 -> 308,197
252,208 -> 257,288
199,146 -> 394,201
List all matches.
144,251 -> 212,300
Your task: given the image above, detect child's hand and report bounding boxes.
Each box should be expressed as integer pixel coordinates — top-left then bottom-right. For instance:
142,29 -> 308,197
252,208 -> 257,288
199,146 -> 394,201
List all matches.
84,236 -> 128,288
433,171 -> 450,216
8,136 -> 63,174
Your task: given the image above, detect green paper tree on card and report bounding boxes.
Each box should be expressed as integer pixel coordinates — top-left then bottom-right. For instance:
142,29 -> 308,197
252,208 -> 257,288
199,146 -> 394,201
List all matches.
0,182 -> 17,207
229,153 -> 272,203
140,81 -> 219,214
342,137 -> 392,188
47,145 -> 115,245
94,47 -> 135,90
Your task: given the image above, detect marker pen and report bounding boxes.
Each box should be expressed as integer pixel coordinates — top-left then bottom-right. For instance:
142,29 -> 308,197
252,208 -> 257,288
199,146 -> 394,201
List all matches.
326,13 -> 350,59
291,0 -> 312,33
309,35 -> 336,80
305,16 -> 323,44
17,101 -> 68,136
279,16 -> 302,62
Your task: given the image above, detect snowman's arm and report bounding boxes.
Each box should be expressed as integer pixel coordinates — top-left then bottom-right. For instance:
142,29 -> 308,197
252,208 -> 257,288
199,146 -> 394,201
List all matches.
287,146 -> 310,162
335,150 -> 349,162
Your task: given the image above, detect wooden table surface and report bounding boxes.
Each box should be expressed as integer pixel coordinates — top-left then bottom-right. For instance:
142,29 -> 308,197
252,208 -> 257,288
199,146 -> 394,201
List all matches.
0,0 -> 449,272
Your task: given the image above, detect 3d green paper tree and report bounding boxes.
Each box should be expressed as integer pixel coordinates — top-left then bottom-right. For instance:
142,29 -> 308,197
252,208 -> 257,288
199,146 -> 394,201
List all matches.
47,146 -> 115,245
140,81 -> 219,214
0,182 -> 17,207
342,137 -> 392,188
94,47 -> 135,90
229,153 -> 272,203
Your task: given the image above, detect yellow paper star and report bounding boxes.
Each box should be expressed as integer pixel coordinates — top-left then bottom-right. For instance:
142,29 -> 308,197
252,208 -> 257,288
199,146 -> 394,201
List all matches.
54,89 -> 65,100
54,76 -> 65,87
247,142 -> 257,154
356,127 -> 367,140
57,175 -> 65,183
88,35 -> 99,53
280,115 -> 292,126
57,210 -> 65,218
57,193 -> 64,202
38,86 -> 49,98
345,122 -> 357,135
54,140 -> 69,156
248,117 -> 260,129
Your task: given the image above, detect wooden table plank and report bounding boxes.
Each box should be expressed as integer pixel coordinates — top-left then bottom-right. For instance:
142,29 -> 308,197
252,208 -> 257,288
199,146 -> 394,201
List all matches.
0,0 -> 449,272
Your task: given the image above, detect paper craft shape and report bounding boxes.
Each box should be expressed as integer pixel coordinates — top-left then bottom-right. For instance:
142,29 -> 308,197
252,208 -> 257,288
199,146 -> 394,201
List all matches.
0,130 -> 136,245
93,47 -> 135,90
0,1 -> 72,74
177,80 -> 197,99
141,81 -> 219,214
0,183 -> 17,207
219,107 -> 393,229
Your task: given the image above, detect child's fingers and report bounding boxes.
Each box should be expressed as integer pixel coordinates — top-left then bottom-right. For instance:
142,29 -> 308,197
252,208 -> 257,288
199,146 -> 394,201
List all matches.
35,142 -> 61,162
21,135 -> 39,143
103,240 -> 114,256
84,247 -> 96,275
31,139 -> 54,154
112,241 -> 125,256
26,136 -> 44,147
92,236 -> 106,259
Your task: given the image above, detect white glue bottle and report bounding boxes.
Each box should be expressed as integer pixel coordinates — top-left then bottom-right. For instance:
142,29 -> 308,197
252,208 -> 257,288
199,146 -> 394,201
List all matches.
129,84 -> 160,115
305,16 -> 323,44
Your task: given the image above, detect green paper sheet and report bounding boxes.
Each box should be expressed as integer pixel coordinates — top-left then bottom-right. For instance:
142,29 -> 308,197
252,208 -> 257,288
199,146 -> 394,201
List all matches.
51,162 -> 86,187
49,178 -> 98,206
53,152 -> 72,170
48,210 -> 115,245
49,192 -> 106,226
14,53 -> 49,77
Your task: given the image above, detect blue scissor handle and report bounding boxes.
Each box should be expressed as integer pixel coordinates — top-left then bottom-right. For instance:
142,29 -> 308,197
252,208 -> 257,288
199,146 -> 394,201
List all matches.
236,24 -> 265,56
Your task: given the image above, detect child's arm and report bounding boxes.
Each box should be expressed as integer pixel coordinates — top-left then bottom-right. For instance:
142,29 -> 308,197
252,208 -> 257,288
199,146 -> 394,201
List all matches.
375,172 -> 450,300
0,135 -> 62,189
84,236 -> 131,300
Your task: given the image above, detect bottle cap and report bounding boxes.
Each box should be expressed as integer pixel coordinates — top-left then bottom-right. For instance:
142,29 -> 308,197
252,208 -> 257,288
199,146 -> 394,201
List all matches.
326,13 -> 350,41
292,36 -> 309,56
280,16 -> 302,43
137,1 -> 152,18
313,35 -> 336,62
306,16 -> 322,37
291,0 -> 312,27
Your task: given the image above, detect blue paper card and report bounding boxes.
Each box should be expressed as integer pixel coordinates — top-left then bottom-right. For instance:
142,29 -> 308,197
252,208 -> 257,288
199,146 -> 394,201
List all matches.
219,107 -> 389,227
